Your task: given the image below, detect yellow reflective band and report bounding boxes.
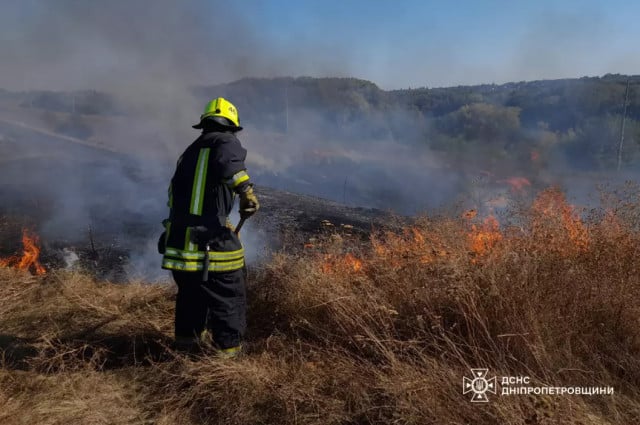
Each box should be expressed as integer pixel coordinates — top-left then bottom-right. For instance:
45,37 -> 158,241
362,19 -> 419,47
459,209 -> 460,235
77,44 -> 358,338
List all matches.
165,249 -> 202,260
225,170 -> 250,188
220,346 -> 241,354
190,148 -> 210,215
217,346 -> 242,358
209,249 -> 244,260
162,258 -> 245,272
184,228 -> 197,252
164,247 -> 244,261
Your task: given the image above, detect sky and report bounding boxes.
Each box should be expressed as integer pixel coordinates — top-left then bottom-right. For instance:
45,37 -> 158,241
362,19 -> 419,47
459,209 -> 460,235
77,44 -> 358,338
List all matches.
1,0 -> 639,90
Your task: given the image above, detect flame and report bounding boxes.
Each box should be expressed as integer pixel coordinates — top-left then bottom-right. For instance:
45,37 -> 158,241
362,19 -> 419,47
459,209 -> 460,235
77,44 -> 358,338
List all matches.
410,227 -> 424,244
321,253 -> 363,273
370,226 -> 448,268
532,189 -> 590,252
531,150 -> 540,162
344,253 -> 363,272
0,228 -> 46,275
468,215 -> 502,257
316,223 -> 449,274
499,177 -> 531,194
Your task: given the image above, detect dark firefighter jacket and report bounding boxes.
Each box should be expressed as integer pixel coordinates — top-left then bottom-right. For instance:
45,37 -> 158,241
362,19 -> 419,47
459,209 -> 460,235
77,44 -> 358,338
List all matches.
161,131 -> 251,273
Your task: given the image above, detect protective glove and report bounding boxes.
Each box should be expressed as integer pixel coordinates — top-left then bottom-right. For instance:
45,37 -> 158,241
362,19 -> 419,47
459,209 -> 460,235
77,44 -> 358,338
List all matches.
239,185 -> 259,219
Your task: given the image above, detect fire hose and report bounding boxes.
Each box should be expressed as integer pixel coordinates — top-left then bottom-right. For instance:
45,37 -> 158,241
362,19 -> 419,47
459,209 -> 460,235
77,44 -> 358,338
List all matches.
234,217 -> 247,235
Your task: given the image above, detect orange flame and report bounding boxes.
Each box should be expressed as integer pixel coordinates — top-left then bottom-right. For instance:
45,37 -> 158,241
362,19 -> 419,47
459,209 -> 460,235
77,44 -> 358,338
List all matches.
344,253 -> 363,272
499,177 -> 531,194
321,253 -> 363,273
468,215 -> 502,257
322,258 -> 333,274
410,227 -> 425,244
370,226 -> 448,268
532,189 -> 590,252
0,228 -> 46,275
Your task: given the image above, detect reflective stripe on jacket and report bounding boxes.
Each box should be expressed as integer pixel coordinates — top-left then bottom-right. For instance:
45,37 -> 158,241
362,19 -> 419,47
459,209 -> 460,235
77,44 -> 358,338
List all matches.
161,131 -> 250,273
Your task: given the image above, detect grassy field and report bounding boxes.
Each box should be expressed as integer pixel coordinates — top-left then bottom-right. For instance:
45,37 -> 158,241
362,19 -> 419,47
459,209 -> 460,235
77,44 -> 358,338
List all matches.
1,186 -> 639,424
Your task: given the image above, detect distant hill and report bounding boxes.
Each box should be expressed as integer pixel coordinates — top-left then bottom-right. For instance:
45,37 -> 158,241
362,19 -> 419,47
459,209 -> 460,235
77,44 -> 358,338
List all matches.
6,74 -> 639,131
197,75 -> 640,170
2,74 -> 639,172
197,74 -> 640,130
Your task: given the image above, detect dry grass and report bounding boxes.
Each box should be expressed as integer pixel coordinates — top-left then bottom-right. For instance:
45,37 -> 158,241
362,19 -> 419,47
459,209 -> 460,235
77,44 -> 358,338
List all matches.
1,186 -> 640,424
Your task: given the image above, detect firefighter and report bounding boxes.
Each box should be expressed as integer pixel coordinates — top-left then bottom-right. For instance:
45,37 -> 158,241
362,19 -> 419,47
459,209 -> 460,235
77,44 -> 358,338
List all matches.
158,97 -> 259,357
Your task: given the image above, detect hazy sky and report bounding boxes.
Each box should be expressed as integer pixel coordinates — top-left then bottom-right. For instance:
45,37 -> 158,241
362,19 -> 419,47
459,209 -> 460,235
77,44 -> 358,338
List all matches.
1,0 -> 639,90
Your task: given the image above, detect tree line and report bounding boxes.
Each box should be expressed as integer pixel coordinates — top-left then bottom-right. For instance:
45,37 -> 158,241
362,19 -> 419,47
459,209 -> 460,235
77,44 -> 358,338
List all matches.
3,74 -> 639,171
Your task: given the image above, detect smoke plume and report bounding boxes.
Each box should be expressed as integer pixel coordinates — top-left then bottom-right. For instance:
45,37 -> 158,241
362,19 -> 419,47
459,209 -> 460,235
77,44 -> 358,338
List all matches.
0,2 -> 637,281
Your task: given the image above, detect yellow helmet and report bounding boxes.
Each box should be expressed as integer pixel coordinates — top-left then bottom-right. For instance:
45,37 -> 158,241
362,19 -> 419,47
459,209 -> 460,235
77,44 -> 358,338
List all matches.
192,97 -> 242,130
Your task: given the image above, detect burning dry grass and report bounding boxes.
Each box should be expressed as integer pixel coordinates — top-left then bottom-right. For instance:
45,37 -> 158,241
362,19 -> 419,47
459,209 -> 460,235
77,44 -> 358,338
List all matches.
0,228 -> 46,275
1,186 -> 640,424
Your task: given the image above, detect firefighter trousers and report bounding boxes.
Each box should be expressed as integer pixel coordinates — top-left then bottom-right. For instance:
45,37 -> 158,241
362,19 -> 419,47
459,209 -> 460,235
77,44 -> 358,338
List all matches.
172,268 -> 246,349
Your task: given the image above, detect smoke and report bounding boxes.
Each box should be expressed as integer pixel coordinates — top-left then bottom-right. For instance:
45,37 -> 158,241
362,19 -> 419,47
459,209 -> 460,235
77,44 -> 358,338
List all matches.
1,0 -> 338,157
1,1 -> 274,90
0,2 -> 638,282
0,0 -> 289,280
